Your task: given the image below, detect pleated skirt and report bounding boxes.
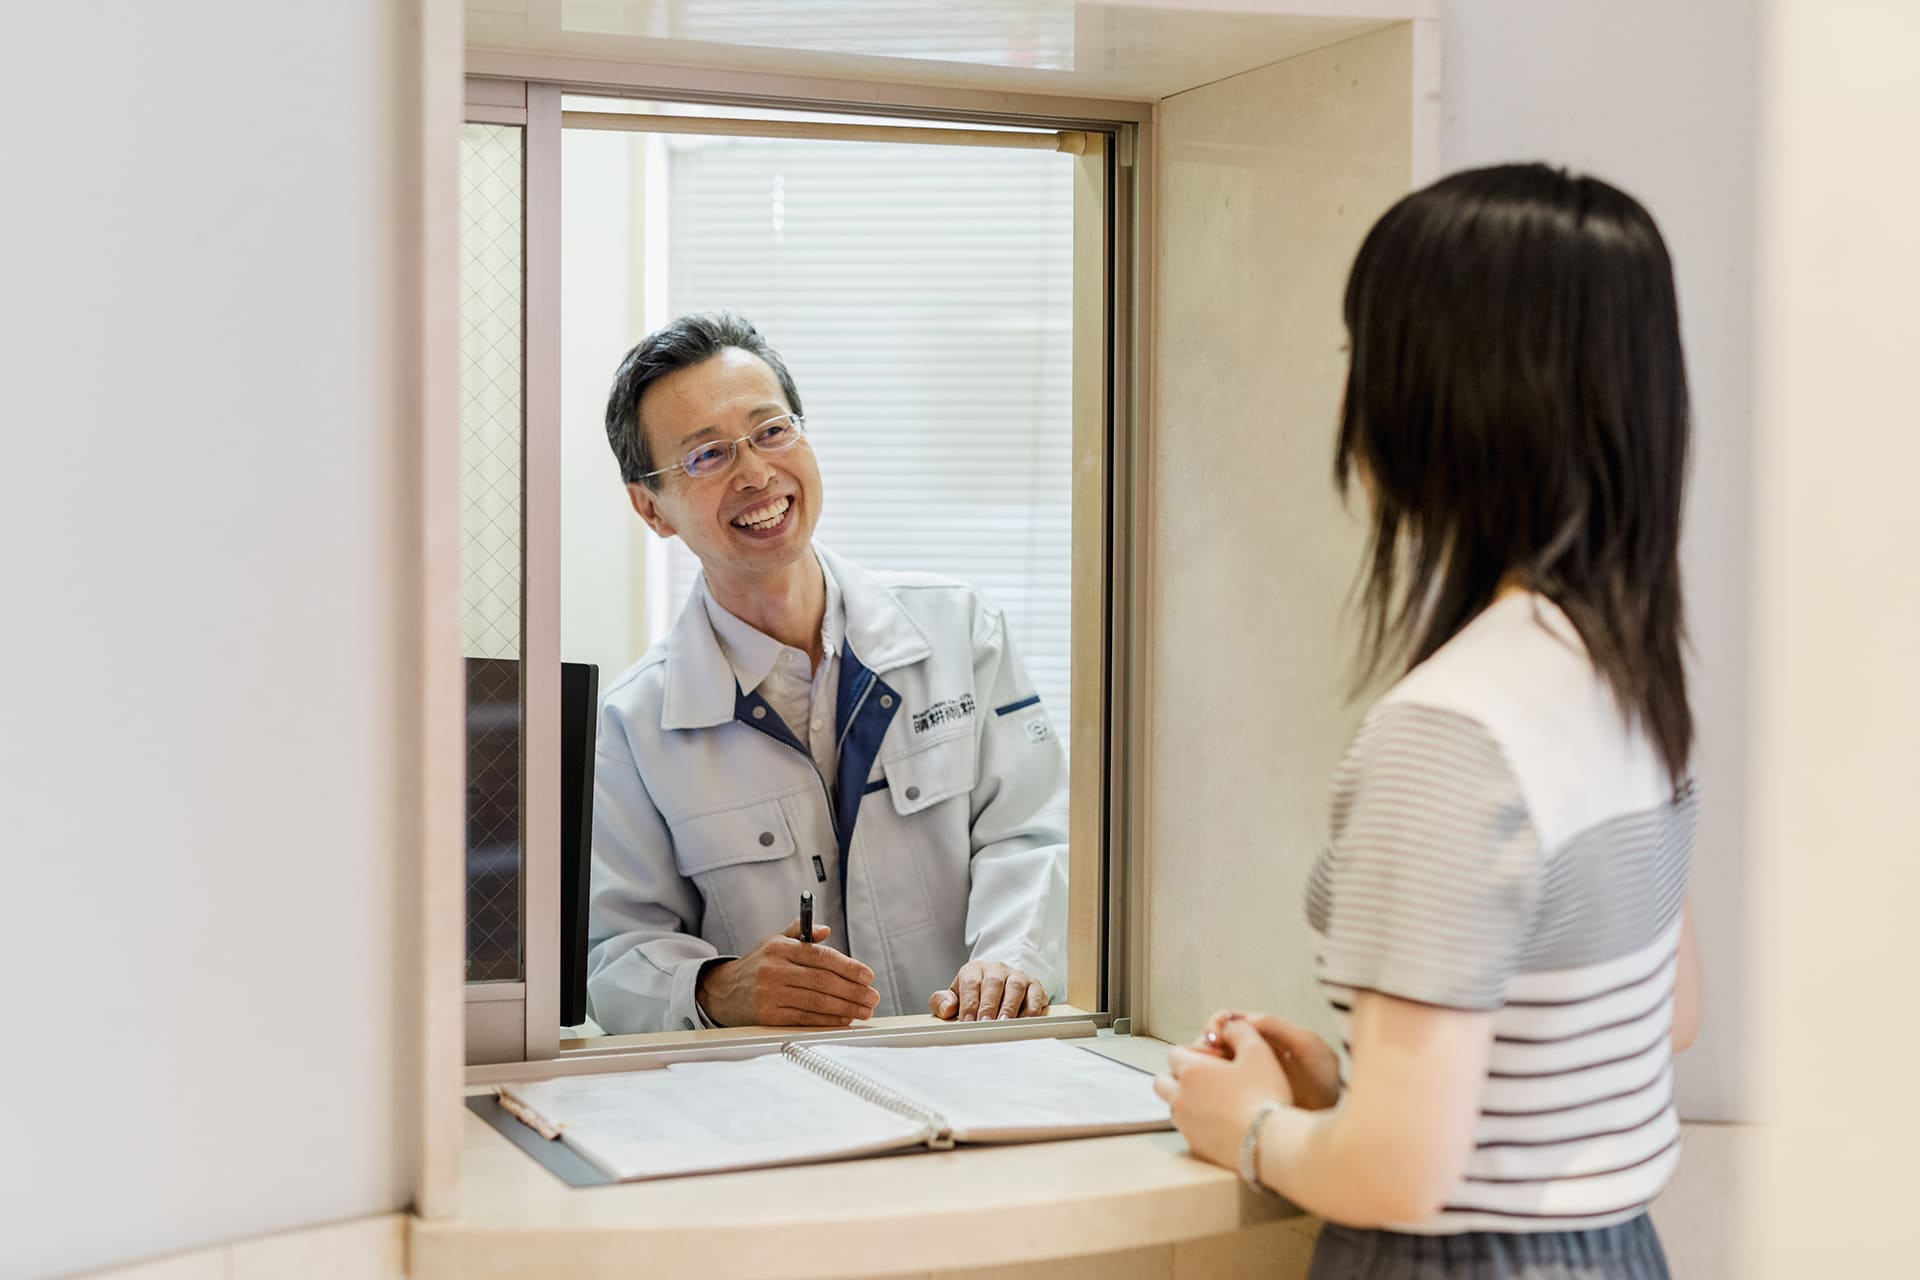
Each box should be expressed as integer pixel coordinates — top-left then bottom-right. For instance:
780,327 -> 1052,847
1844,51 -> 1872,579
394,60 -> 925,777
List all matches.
1307,1214 -> 1671,1280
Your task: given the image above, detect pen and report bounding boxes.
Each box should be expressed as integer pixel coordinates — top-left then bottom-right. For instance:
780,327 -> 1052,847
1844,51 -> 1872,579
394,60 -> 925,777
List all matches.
799,890 -> 813,945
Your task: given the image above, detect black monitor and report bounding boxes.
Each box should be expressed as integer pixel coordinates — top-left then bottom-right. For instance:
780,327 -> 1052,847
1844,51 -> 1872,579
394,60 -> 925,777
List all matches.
559,662 -> 599,1029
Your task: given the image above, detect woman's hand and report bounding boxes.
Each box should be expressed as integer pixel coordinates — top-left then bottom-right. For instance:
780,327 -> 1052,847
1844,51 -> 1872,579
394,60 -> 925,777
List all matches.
1154,1019 -> 1294,1171
1192,1010 -> 1343,1111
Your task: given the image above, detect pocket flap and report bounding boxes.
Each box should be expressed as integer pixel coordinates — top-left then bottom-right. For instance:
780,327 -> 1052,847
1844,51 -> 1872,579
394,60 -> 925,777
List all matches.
669,799 -> 796,876
882,735 -> 977,816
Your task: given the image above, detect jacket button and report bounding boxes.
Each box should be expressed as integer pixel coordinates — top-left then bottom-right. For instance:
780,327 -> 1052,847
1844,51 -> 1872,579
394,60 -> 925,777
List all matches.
759,831 -> 775,847
905,785 -> 921,801
751,706 -> 766,719
880,695 -> 893,708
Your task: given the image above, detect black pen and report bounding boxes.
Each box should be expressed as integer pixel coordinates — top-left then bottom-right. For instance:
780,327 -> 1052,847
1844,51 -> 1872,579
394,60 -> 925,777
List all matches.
799,890 -> 813,945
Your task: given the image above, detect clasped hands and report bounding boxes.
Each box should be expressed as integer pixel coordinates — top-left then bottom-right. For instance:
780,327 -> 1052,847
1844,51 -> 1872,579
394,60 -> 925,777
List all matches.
1152,1010 -> 1343,1173
694,917 -> 1049,1027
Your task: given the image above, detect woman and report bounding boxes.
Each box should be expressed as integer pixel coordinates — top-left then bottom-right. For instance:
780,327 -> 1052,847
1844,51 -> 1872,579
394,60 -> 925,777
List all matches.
1154,164 -> 1703,1279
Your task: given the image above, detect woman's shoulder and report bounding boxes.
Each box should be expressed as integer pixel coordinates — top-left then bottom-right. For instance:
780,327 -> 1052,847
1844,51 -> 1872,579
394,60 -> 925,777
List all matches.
1381,593 -> 1585,717
1369,594 -> 1675,850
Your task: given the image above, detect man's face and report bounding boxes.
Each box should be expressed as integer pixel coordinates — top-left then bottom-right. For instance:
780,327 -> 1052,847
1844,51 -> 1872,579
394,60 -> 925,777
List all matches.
625,347 -> 824,582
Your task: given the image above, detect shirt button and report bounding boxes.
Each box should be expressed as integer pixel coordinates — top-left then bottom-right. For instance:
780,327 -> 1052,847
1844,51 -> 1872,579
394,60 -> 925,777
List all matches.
751,706 -> 766,719
880,695 -> 893,708
905,785 -> 921,801
811,718 -> 823,731
759,831 -> 775,847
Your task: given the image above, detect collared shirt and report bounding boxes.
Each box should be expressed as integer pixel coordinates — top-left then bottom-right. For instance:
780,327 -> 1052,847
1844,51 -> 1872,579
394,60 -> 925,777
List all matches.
702,554 -> 846,790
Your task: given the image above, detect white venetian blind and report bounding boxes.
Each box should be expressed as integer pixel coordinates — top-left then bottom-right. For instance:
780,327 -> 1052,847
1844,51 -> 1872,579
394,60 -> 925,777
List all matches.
652,135 -> 1076,733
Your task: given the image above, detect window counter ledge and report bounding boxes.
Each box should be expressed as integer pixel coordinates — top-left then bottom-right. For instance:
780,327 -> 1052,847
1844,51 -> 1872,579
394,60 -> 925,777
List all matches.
413,1036 -> 1303,1280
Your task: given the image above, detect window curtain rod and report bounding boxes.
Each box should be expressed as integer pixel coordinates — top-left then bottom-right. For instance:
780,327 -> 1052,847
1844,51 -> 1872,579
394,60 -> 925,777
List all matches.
561,110 -> 1095,154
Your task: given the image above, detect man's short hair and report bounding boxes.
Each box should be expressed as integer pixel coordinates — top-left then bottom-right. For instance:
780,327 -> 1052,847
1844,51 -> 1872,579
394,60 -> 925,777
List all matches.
603,311 -> 805,488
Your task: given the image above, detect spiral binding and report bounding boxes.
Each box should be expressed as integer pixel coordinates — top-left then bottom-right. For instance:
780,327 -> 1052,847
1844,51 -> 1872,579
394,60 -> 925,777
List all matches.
782,1043 -> 954,1148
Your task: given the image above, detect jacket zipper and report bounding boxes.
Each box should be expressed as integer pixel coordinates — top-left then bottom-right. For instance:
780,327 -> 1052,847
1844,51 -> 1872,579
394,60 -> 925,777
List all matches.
776,670 -> 875,882
820,672 -> 876,940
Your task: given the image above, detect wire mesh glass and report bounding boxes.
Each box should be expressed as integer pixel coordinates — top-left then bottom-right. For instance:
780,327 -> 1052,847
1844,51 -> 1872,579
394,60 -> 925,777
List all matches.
460,122 -> 525,983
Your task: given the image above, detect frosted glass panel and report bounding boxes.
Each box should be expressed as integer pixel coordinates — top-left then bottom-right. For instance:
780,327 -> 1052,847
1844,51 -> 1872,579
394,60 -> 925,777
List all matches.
461,122 -> 525,662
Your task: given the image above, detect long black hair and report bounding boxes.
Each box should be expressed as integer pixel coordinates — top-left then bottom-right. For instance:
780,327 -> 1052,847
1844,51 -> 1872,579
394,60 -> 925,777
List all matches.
1337,163 -> 1693,783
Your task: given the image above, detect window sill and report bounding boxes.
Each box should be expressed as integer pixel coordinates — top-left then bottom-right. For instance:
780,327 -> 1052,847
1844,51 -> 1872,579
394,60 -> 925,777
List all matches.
468,1005 -> 1111,1086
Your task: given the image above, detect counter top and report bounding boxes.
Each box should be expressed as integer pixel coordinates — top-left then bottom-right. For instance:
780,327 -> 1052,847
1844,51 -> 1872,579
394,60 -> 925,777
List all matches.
413,1034 -> 1298,1280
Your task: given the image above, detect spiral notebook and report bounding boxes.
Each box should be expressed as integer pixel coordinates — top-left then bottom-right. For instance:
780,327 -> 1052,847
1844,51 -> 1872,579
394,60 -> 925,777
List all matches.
496,1037 -> 1172,1182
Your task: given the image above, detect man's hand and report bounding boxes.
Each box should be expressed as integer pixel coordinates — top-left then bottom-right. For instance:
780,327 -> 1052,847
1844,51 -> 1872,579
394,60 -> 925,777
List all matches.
696,919 -> 879,1028
929,961 -> 1049,1021
1191,1009 -> 1343,1111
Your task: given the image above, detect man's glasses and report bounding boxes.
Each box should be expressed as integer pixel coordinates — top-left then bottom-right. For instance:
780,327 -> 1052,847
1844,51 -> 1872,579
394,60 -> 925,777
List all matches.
641,413 -> 808,481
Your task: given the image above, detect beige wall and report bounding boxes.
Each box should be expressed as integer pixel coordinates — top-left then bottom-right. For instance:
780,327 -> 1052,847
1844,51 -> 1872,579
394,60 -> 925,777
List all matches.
0,3 -> 436,1275
1143,8 -> 1764,1275
72,1217 -> 406,1280
1141,25 -> 1412,1049
1746,0 -> 1920,1273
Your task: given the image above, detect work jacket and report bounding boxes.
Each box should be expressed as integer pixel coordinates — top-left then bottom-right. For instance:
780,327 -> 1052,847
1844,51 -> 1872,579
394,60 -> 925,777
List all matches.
585,546 -> 1069,1034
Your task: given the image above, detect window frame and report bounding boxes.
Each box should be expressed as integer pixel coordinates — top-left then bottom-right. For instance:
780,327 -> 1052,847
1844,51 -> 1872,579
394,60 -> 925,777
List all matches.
457,69 -> 1153,1076
459,82 -> 564,1066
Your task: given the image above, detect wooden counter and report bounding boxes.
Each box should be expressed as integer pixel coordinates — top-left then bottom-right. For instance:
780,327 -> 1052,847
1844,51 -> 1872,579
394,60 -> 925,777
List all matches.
413,1034 -> 1302,1280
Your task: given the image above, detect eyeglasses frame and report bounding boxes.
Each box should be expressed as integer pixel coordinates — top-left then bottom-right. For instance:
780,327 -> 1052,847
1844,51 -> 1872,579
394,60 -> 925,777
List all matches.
638,412 -> 810,482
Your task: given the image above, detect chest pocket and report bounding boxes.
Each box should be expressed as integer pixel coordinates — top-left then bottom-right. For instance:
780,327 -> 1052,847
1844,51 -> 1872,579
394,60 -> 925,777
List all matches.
881,733 -> 977,816
668,798 -> 797,877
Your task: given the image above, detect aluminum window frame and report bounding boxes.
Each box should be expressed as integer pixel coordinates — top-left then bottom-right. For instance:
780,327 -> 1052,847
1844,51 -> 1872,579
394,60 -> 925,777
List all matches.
457,69 -> 1151,1075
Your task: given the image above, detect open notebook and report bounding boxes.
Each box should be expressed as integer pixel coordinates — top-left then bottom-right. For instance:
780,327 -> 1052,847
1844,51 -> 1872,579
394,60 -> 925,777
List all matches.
497,1037 -> 1172,1182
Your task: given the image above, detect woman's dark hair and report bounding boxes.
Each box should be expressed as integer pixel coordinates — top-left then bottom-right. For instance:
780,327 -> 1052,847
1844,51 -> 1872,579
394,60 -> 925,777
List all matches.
1337,163 -> 1693,783
604,311 -> 804,488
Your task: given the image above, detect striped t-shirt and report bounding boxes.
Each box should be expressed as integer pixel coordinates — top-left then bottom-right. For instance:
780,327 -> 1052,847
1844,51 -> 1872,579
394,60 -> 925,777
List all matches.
1305,592 -> 1694,1234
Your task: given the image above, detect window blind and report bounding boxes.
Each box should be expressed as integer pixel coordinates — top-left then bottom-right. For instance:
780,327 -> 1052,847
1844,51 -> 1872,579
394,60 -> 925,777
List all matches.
651,136 -> 1077,738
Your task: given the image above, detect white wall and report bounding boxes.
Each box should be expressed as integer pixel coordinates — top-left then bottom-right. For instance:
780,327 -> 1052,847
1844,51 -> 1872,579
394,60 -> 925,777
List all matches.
0,3 -> 425,1275
1439,0 -> 1759,1123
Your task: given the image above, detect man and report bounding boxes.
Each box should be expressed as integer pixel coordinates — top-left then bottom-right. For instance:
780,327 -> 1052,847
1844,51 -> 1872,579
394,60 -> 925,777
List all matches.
586,311 -> 1068,1034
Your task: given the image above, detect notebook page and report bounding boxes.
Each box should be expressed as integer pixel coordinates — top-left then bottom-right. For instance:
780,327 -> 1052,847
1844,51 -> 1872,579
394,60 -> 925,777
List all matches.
807,1039 -> 1172,1143
500,1055 -> 932,1181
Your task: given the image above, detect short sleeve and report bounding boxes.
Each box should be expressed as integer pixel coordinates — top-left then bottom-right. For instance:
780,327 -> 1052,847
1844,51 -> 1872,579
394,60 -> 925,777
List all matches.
1308,700 -> 1543,1010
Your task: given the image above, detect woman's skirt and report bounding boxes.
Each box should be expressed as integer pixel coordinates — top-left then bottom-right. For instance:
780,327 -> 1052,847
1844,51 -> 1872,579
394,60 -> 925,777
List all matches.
1307,1214 -> 1671,1280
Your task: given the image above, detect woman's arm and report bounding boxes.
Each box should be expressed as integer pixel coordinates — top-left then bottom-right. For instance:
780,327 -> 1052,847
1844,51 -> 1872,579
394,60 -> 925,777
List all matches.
1261,900 -> 1698,1218
1672,898 -> 1702,1052
1161,992 -> 1493,1227
1259,993 -> 1493,1224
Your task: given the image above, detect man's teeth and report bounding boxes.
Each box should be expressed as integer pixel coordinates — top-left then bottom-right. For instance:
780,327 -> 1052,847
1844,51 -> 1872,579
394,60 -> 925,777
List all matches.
733,496 -> 790,529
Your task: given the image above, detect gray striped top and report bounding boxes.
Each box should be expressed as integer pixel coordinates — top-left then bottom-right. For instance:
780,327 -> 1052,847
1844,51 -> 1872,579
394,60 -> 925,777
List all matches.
1305,593 -> 1694,1233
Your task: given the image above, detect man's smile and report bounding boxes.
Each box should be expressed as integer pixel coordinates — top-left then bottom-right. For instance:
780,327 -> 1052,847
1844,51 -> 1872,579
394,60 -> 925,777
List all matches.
730,493 -> 794,533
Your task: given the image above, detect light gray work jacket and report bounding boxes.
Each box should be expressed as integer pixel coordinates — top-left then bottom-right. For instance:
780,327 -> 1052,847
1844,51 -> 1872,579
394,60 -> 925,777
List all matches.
585,546 -> 1069,1033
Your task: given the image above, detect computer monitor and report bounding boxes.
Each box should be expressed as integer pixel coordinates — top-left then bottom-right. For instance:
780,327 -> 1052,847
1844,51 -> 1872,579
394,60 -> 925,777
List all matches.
559,662 -> 599,1029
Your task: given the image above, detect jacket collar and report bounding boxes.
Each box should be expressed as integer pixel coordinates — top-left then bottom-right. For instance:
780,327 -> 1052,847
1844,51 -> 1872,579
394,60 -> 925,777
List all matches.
659,544 -> 932,731
701,553 -> 846,700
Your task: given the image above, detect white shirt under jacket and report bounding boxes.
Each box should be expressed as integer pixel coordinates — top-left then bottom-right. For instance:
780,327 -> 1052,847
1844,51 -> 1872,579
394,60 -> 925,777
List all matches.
585,545 -> 1070,1034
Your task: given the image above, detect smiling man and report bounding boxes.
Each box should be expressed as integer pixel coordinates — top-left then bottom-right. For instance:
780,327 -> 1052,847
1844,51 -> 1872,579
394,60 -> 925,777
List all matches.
585,312 -> 1069,1035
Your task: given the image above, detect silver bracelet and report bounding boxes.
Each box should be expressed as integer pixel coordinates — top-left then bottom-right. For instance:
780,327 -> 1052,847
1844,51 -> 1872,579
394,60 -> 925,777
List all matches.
1238,1099 -> 1286,1194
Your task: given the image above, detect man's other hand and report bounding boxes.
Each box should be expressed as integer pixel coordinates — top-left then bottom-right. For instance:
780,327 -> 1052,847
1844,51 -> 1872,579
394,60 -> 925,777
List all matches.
696,919 -> 879,1027
929,961 -> 1049,1021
